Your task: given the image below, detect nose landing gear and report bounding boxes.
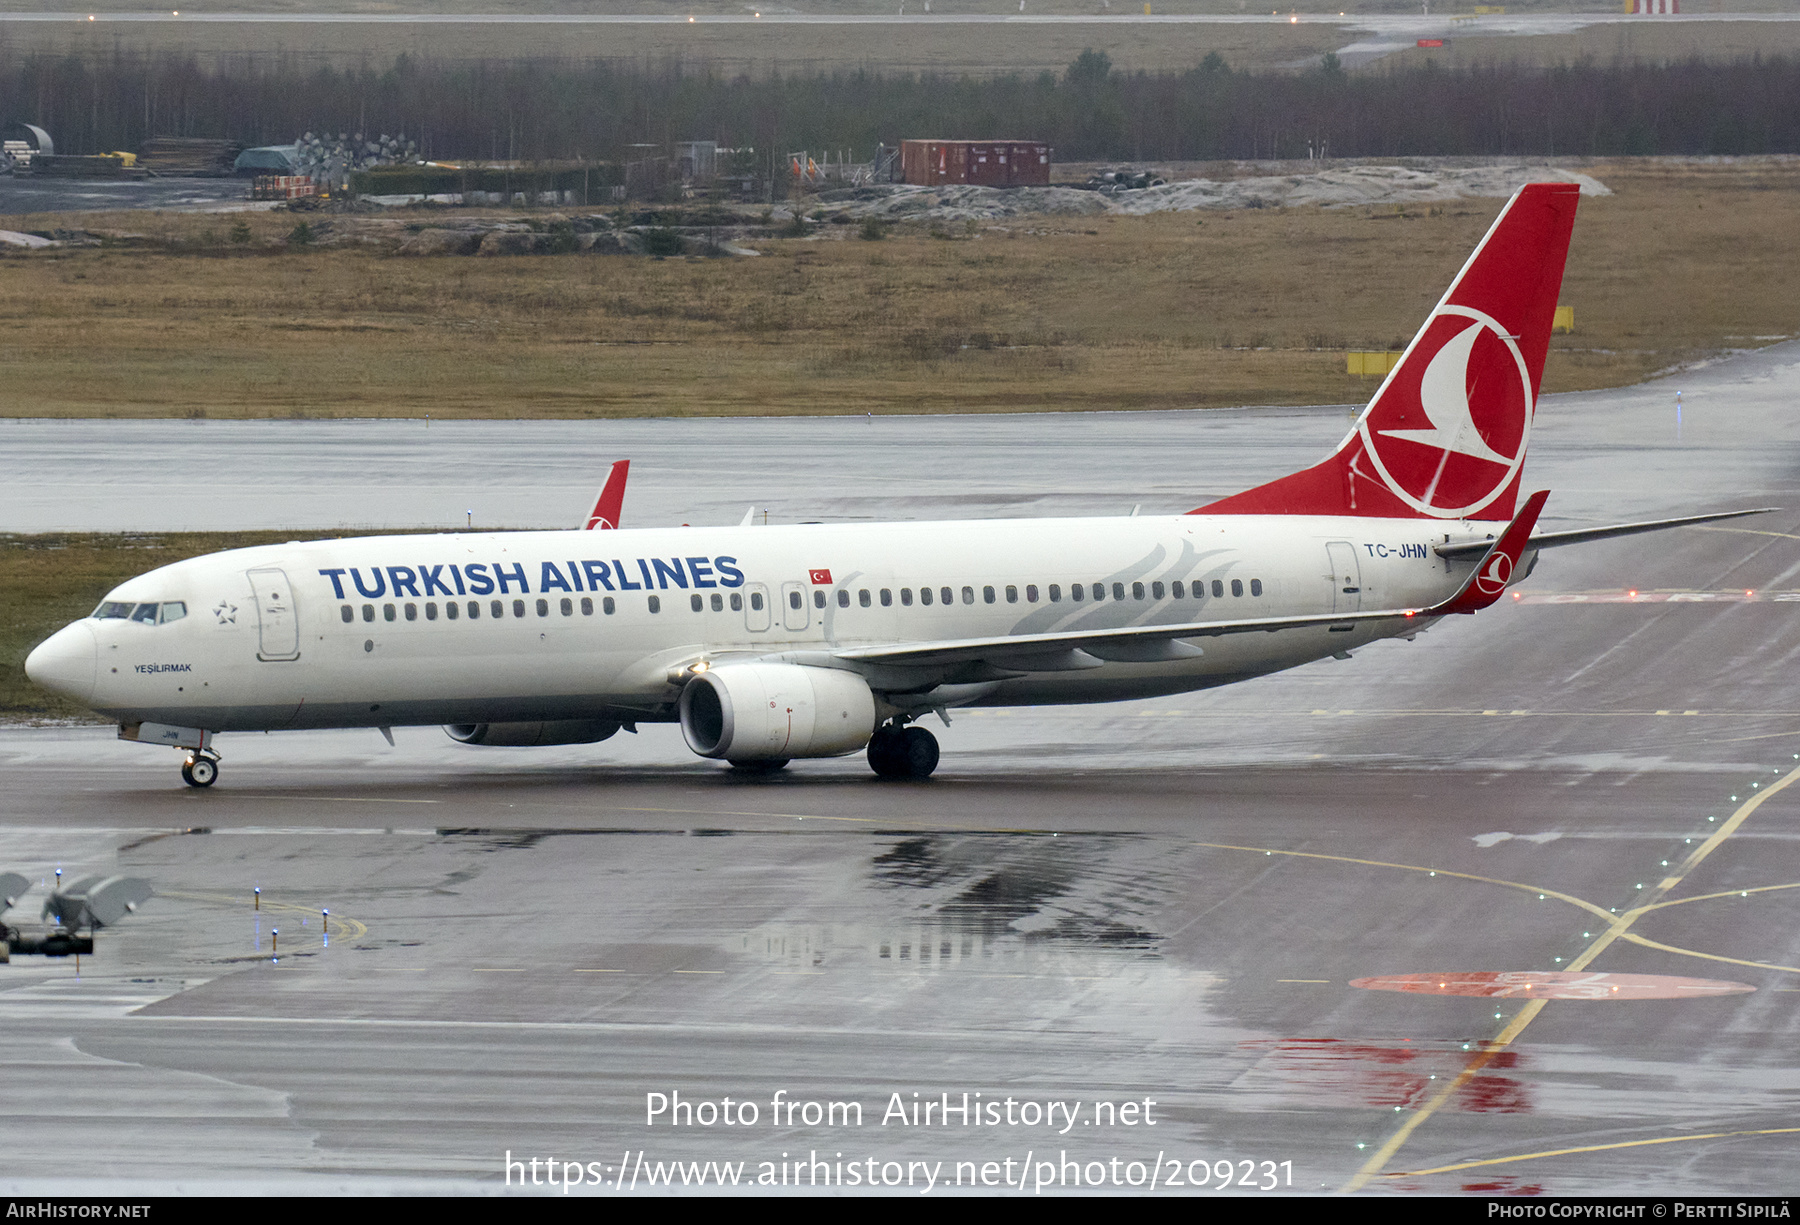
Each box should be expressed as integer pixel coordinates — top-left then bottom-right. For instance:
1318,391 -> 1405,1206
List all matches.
180,753 -> 219,788
867,721 -> 939,780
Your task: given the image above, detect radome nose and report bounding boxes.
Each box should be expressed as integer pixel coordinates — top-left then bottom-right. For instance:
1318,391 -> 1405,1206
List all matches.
25,621 -> 97,705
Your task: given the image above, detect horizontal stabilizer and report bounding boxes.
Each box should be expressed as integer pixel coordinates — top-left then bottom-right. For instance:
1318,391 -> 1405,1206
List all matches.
1434,506 -> 1778,559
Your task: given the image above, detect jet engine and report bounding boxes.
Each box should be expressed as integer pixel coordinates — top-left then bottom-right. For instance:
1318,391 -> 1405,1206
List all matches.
679,664 -> 876,762
445,720 -> 620,747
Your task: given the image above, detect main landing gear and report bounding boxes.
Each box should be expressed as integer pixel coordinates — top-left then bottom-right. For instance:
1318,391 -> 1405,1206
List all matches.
867,721 -> 939,780
179,753 -> 219,788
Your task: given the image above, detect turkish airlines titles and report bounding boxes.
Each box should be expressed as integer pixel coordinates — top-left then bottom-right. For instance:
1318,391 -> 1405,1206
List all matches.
316,556 -> 747,602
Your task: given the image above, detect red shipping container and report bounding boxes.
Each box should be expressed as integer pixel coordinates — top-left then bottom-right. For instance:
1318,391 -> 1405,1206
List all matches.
901,140 -> 1049,187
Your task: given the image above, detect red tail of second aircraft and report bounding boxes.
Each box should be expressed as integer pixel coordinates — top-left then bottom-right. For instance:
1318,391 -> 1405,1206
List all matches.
584,459 -> 630,531
1198,182 -> 1580,522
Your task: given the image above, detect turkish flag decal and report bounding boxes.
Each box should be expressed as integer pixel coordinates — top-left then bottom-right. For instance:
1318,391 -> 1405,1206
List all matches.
809,568 -> 833,585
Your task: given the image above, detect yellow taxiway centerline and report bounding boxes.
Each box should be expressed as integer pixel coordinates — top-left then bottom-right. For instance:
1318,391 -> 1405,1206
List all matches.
1339,762 -> 1800,1193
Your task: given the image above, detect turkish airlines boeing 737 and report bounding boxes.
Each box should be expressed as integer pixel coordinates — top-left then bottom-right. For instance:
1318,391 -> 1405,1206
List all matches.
24,183 -> 1766,787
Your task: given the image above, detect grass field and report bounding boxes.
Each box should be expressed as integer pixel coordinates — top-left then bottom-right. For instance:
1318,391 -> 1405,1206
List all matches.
1,158 -> 1795,420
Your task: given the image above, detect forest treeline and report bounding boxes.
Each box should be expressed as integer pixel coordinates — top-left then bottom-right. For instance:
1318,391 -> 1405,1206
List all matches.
3,46 -> 1796,163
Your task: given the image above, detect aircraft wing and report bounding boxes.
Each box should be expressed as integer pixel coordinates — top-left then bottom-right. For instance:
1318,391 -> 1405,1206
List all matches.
1433,507 -> 1776,560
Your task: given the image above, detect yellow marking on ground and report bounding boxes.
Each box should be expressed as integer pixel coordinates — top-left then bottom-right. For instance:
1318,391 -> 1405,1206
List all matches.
1340,762 -> 1800,1194
1639,881 -> 1800,912
1616,933 -> 1800,976
235,795 -> 441,804
611,805 -> 879,824
159,889 -> 368,941
1690,526 -> 1800,542
1390,1126 -> 1800,1179
1189,843 -> 1617,925
1706,729 -> 1800,744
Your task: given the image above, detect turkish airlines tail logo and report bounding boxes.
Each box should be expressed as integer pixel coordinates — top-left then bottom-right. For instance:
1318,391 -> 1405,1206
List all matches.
1198,183 -> 1580,521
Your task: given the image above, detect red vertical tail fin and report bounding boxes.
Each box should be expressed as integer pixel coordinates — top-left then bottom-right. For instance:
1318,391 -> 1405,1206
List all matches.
584,459 -> 630,530
1198,182 -> 1580,521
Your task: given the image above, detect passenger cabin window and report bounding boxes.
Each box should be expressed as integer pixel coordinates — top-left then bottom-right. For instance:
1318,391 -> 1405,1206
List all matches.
750,592 -> 764,611
1231,579 -> 1244,597
603,597 -> 616,615
362,604 -> 375,622
1211,580 -> 1224,598
1172,581 -> 1184,599
512,599 -> 526,618
859,590 -> 872,608
1152,582 -> 1164,600
384,604 -> 396,622
813,590 -> 827,609
341,606 -> 354,624
711,594 -> 724,612
467,601 -> 479,619
789,590 -> 803,611
880,589 -> 893,607
1004,586 -> 1016,604
581,597 -> 593,615
405,603 -> 418,621
1132,582 -> 1145,601
426,602 -> 439,621
730,593 -> 743,612
1113,583 -> 1126,601
536,598 -> 549,617
919,588 -> 932,606
1093,583 -> 1106,601
447,601 -> 460,620
648,595 -> 661,614
1069,584 -> 1082,602
900,588 -> 912,606
837,590 -> 850,608
1251,579 -> 1264,596
942,587 -> 955,606
1048,584 -> 1060,602
491,600 -> 504,619
691,594 -> 704,612
1024,585 -> 1037,603
561,598 -> 574,616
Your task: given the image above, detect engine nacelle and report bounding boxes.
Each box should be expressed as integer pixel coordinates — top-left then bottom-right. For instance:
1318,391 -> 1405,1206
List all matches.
679,664 -> 877,762
444,720 -> 620,747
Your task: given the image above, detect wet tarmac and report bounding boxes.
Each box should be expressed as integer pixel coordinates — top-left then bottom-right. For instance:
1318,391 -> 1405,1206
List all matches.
4,344 -> 1800,1194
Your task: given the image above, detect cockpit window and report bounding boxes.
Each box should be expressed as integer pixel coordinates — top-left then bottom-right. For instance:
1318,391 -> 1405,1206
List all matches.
95,600 -> 186,624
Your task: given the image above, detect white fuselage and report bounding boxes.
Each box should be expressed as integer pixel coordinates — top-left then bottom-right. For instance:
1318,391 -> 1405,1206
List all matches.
41,514 -> 1489,733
